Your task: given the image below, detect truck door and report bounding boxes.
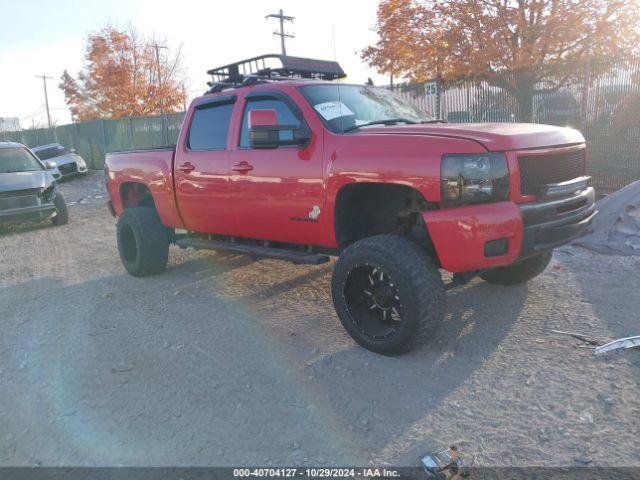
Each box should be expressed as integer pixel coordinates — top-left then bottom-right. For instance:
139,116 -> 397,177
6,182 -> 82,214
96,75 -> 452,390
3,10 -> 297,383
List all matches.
174,95 -> 236,234
228,91 -> 324,245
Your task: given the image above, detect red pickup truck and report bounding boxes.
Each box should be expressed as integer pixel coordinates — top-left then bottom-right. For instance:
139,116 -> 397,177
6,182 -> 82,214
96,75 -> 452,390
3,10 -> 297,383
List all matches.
105,55 -> 595,355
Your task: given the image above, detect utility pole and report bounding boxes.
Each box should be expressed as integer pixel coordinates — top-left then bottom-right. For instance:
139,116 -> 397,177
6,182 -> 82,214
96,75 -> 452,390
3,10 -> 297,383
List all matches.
147,43 -> 169,144
36,74 -> 53,129
147,43 -> 168,115
181,84 -> 188,112
266,9 -> 294,56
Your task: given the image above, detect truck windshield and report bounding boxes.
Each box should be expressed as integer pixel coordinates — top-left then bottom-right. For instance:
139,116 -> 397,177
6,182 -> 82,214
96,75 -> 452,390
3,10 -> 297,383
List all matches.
299,84 -> 434,133
0,147 -> 44,173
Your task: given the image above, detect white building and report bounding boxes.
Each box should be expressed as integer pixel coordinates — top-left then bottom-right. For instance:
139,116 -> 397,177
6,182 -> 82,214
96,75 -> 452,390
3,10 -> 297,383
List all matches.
0,117 -> 20,132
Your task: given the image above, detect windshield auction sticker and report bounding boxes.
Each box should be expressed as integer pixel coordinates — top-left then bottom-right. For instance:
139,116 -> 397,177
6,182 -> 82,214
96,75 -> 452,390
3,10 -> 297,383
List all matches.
313,101 -> 354,121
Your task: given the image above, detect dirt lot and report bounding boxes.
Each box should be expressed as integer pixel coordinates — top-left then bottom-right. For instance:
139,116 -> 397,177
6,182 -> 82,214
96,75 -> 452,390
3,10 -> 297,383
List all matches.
1,171 -> 639,467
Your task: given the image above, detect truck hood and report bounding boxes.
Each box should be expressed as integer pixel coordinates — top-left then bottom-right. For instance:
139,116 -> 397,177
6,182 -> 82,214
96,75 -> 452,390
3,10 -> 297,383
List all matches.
0,170 -> 54,193
360,122 -> 585,151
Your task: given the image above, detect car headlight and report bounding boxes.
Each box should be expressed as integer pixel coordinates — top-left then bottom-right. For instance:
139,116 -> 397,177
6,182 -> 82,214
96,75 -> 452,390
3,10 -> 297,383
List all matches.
441,153 -> 510,204
76,157 -> 86,167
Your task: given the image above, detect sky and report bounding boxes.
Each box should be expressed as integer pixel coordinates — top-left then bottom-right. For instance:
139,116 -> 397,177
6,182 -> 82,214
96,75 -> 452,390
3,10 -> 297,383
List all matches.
0,0 -> 389,128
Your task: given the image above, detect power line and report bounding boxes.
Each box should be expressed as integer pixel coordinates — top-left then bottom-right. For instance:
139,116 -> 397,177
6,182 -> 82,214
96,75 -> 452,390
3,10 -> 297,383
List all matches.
35,74 -> 53,129
266,9 -> 294,56
19,105 -> 46,120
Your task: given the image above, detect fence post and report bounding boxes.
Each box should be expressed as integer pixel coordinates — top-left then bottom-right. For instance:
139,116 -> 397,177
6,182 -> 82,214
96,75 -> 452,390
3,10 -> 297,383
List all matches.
162,113 -> 169,146
100,119 -> 107,169
580,59 -> 591,130
435,77 -> 442,120
128,117 -> 134,150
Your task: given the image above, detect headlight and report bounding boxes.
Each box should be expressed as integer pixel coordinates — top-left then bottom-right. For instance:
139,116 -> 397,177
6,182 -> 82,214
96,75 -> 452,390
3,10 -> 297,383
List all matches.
441,153 -> 510,204
76,157 -> 86,167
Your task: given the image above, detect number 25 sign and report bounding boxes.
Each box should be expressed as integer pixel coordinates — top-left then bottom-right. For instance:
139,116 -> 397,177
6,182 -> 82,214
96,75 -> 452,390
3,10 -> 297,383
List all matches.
425,81 -> 438,96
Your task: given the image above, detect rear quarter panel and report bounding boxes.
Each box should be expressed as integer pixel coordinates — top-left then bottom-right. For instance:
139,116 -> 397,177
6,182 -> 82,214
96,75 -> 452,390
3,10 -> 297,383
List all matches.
105,148 -> 184,229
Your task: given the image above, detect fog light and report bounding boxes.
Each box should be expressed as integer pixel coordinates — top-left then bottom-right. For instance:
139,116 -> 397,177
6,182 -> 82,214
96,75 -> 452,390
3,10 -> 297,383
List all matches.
484,238 -> 508,257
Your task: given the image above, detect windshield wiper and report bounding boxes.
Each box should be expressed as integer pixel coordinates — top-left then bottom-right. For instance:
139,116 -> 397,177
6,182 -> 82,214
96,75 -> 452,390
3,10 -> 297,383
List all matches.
421,119 -> 448,124
3,169 -> 41,173
343,118 -> 418,133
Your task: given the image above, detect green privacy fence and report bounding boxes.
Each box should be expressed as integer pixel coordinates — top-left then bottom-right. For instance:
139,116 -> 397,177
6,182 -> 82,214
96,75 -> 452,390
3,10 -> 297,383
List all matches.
0,113 -> 186,170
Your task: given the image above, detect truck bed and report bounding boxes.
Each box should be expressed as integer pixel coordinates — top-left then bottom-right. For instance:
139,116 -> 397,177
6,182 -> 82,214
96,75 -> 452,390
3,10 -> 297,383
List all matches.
105,146 -> 184,229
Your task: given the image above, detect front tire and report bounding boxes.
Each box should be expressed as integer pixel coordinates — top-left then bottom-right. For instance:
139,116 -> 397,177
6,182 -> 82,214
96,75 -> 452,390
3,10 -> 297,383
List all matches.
480,250 -> 553,285
51,193 -> 68,225
332,234 -> 445,356
116,207 -> 169,277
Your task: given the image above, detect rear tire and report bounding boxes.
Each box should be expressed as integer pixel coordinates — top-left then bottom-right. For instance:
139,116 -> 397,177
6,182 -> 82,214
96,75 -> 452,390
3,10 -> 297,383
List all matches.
331,234 -> 445,356
51,193 -> 68,225
117,207 -> 169,277
480,250 -> 553,285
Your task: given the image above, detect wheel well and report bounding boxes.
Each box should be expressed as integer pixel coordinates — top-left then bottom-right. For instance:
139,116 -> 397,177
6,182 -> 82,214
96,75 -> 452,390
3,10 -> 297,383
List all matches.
120,183 -> 155,210
334,183 -> 434,248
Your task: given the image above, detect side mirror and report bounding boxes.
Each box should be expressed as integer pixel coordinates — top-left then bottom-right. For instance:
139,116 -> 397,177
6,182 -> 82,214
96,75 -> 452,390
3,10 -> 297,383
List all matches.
70,148 -> 77,154
44,161 -> 57,170
249,109 -> 280,149
248,109 -> 311,149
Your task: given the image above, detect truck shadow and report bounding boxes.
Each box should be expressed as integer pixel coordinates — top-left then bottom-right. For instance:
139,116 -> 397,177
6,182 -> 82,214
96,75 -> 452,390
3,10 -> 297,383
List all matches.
0,256 -> 525,466
221,260 -> 527,464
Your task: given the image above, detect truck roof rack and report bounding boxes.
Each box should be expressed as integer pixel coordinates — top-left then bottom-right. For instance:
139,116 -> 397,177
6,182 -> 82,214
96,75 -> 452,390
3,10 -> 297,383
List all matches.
205,54 -> 346,93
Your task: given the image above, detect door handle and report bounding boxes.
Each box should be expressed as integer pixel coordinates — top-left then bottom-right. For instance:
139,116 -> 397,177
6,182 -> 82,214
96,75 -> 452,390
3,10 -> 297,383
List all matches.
232,162 -> 254,173
178,162 -> 196,173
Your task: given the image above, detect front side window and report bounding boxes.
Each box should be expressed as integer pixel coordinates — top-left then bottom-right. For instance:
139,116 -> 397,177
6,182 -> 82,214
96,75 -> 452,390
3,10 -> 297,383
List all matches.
239,98 -> 301,148
34,145 -> 69,160
299,84 -> 433,133
188,102 -> 235,150
0,147 -> 44,173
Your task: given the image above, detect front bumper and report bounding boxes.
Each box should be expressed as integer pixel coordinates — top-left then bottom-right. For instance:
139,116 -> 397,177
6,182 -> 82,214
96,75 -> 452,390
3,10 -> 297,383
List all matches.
0,204 -> 57,225
423,186 -> 596,272
54,162 -> 88,179
519,186 -> 596,259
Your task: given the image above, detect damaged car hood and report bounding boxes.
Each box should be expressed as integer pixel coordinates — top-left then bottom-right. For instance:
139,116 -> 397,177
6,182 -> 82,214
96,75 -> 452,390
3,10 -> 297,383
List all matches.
0,170 -> 55,193
360,122 -> 585,150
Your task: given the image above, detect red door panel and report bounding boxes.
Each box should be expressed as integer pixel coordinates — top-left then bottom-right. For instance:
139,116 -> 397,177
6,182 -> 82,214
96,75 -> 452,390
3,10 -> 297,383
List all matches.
228,92 -> 325,245
228,139 -> 324,245
174,149 -> 234,233
174,97 -> 236,234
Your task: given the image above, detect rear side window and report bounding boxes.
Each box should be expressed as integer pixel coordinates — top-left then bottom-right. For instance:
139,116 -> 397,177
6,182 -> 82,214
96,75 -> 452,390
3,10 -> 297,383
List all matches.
239,99 -> 301,148
188,103 -> 234,150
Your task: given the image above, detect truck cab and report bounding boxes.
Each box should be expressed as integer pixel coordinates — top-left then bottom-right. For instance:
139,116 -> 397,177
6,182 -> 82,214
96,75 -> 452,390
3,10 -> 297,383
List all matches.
105,54 -> 595,355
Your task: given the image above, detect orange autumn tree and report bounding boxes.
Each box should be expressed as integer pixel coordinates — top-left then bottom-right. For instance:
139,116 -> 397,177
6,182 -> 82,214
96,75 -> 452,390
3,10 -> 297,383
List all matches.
60,26 -> 186,121
363,0 -> 640,121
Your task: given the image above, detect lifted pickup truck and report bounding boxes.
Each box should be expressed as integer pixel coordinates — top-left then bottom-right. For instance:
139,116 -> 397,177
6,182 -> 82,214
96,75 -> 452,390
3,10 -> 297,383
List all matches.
105,55 -> 595,355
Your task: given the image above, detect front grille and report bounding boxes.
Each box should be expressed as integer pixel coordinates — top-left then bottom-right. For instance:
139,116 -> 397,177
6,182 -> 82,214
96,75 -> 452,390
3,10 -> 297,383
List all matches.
518,149 -> 586,195
0,189 -> 40,210
59,163 -> 78,175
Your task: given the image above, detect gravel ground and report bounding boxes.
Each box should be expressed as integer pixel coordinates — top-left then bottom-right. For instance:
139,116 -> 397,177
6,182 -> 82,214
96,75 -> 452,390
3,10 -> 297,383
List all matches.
1,171 -> 639,468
